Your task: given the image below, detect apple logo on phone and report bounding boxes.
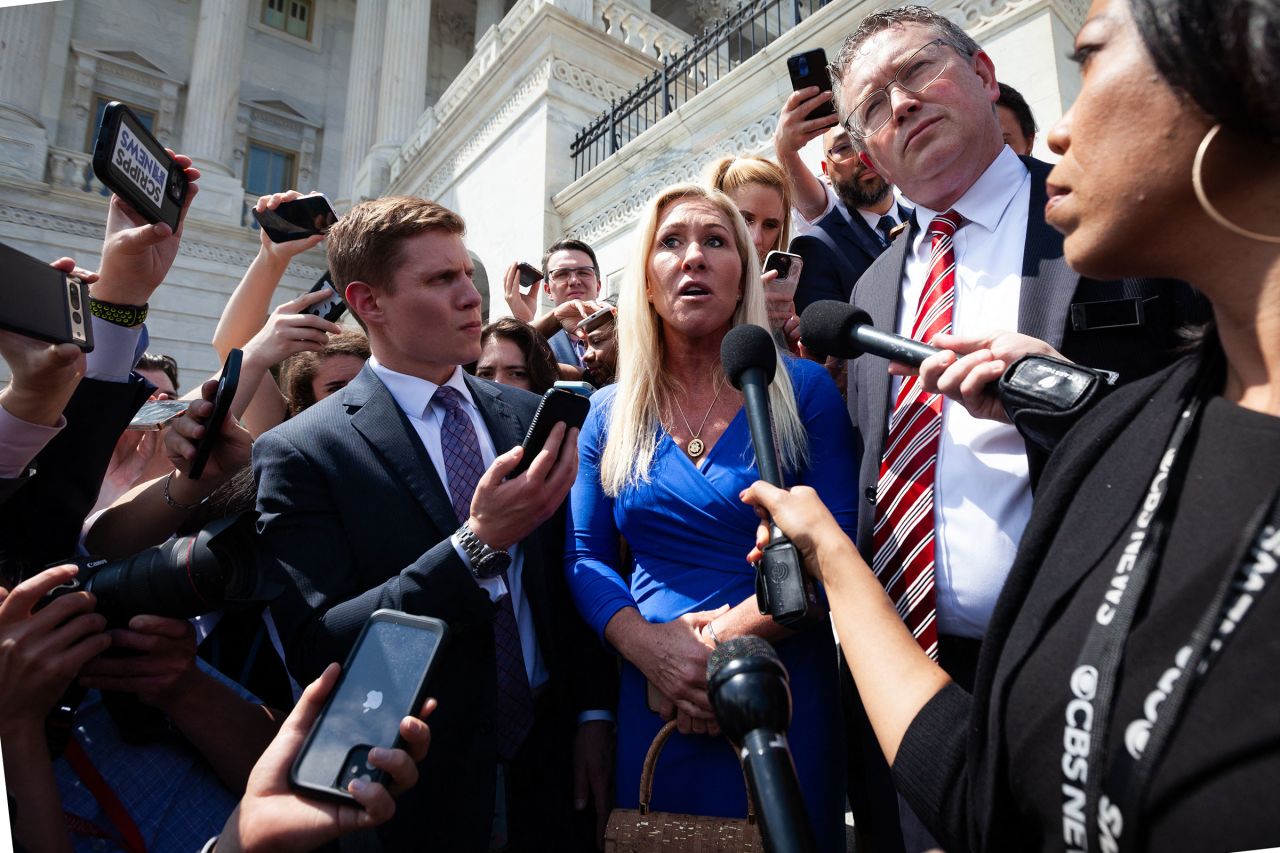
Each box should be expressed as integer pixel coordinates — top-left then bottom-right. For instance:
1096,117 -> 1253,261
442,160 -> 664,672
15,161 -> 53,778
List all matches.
362,689 -> 383,713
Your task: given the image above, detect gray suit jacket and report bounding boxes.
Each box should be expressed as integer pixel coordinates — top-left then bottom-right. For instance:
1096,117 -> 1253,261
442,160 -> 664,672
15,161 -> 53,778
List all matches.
846,156 -> 1206,555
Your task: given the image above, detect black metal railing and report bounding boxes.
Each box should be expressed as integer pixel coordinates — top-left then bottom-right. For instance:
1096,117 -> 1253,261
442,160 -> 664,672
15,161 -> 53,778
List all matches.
570,0 -> 833,179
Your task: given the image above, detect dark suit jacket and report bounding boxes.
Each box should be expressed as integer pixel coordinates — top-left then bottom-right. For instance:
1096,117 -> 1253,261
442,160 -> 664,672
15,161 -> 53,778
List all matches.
845,156 -> 1207,553
0,375 -> 151,577
893,355 -> 1227,853
254,365 -> 614,851
791,202 -> 908,314
548,328 -> 581,367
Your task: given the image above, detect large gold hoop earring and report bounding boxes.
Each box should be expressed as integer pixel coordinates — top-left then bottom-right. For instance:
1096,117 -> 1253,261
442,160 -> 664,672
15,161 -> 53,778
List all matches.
1192,124 -> 1280,244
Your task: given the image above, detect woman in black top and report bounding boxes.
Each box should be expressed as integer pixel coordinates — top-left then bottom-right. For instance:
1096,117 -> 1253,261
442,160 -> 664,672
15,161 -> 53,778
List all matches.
742,0 -> 1280,850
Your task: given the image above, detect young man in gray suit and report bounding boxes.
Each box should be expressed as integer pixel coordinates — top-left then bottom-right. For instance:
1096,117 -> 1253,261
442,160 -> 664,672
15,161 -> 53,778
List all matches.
822,6 -> 1205,852
254,197 -> 615,851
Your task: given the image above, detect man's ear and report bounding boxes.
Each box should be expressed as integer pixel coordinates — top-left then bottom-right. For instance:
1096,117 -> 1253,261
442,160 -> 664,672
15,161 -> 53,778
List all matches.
344,281 -> 378,325
974,49 -> 1000,102
820,160 -> 830,178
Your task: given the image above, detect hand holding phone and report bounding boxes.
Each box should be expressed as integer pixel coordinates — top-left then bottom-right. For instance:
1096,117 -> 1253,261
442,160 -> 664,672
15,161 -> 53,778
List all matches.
229,660 -> 435,849
92,102 -> 189,232
516,262 -> 543,296
301,271 -> 347,323
253,194 -> 339,244
187,349 -> 243,480
510,388 -> 591,476
0,242 -> 94,351
290,611 -> 447,804
787,49 -> 836,122
763,251 -> 804,300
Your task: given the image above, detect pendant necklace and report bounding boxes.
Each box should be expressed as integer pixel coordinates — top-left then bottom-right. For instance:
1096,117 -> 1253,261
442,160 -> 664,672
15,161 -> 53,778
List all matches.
673,376 -> 725,460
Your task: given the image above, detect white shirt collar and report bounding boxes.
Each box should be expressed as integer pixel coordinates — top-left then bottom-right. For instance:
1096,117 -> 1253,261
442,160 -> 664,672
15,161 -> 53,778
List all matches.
911,145 -> 1028,236
368,356 -> 475,420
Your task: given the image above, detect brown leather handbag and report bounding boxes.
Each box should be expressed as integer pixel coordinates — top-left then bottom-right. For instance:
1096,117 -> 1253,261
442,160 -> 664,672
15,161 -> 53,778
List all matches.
603,720 -> 762,852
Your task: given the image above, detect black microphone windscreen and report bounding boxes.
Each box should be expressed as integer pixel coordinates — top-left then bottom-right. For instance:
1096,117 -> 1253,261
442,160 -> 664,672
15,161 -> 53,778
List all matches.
707,635 -> 781,682
721,325 -> 777,389
798,301 -> 872,359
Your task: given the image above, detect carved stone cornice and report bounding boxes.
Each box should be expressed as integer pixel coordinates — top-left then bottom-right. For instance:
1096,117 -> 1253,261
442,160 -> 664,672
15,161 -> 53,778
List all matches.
0,202 -> 323,279
934,0 -> 1088,35
569,114 -> 777,244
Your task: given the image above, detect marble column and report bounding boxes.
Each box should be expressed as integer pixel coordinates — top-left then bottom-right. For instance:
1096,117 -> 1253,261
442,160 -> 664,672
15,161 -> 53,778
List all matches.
0,3 -> 56,180
181,0 -> 251,222
338,0 -> 388,207
474,0 -> 504,45
355,0 -> 430,198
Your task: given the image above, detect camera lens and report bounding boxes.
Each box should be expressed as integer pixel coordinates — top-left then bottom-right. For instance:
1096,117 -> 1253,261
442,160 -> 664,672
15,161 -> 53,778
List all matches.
72,311 -> 82,325
68,285 -> 80,310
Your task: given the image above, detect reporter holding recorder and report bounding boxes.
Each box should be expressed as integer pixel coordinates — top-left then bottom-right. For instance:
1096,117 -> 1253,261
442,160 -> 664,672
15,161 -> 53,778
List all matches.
565,183 -> 857,849
744,0 -> 1280,850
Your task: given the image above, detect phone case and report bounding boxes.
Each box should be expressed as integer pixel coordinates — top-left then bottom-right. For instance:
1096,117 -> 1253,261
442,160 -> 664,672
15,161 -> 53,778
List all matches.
787,50 -> 835,121
290,610 -> 449,804
253,195 -> 339,243
0,242 -> 94,351
188,348 -> 242,480
510,388 -> 591,475
91,102 -> 186,231
304,272 -> 347,323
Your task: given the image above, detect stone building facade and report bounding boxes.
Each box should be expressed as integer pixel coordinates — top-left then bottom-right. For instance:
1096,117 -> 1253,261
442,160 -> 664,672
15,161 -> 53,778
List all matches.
0,0 -> 1085,386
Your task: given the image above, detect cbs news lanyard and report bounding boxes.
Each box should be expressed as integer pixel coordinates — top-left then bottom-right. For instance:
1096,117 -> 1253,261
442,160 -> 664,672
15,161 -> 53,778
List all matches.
1059,361 -> 1280,853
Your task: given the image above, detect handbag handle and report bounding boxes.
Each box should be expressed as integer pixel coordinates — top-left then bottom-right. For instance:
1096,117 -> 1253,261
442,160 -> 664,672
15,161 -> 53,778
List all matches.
637,720 -> 757,823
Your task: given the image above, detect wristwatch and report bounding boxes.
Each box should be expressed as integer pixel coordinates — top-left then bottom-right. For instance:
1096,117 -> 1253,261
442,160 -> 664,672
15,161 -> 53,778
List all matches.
89,297 -> 148,327
453,523 -> 512,579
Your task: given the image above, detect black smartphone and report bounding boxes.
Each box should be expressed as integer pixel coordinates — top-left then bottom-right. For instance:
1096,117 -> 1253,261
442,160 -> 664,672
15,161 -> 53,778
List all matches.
187,348 -> 242,481
0,242 -> 94,351
127,398 -> 190,431
763,250 -> 804,299
290,610 -> 448,804
516,262 -> 543,295
510,388 -> 591,476
253,195 -> 339,244
92,102 -> 188,232
787,49 -> 835,122
302,270 -> 346,323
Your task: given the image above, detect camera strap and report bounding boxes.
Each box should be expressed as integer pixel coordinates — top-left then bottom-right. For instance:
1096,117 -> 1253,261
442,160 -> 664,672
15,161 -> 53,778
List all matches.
1058,357 -> 1280,853
63,736 -> 148,853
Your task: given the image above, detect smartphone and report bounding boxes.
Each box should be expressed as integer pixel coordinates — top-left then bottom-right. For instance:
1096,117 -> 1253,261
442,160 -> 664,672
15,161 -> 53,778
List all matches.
787,49 -> 835,122
763,250 -> 804,300
516,262 -> 543,296
575,305 -> 615,334
0,242 -> 94,351
290,610 -> 448,804
253,194 -> 339,244
552,380 -> 595,398
187,348 -> 242,481
302,271 -> 347,323
510,388 -> 591,476
92,102 -> 188,232
127,398 -> 190,431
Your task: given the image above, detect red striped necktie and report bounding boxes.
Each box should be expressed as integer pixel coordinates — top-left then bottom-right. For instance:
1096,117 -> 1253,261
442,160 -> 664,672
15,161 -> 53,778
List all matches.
871,210 -> 963,661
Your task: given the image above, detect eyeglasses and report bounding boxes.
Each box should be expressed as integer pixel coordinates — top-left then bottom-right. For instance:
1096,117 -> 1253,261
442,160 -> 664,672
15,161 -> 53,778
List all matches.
547,266 -> 598,284
826,135 -> 859,163
845,39 -> 955,139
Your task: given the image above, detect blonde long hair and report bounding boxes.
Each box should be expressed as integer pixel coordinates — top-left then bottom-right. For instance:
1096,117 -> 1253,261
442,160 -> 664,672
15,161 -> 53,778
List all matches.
705,155 -> 793,260
599,184 -> 808,496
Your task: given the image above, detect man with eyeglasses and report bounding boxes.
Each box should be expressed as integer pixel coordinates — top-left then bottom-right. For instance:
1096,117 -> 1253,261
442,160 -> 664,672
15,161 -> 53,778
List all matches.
790,126 -> 911,313
504,239 -> 608,373
824,7 -> 1206,853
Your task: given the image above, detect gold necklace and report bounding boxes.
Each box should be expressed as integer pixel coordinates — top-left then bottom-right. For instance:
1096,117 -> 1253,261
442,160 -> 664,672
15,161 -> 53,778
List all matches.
672,376 -> 725,459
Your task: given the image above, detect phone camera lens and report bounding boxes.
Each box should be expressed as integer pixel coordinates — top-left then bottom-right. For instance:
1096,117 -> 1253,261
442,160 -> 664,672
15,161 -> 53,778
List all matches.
72,311 -> 82,325
68,286 -> 81,310
798,58 -> 809,75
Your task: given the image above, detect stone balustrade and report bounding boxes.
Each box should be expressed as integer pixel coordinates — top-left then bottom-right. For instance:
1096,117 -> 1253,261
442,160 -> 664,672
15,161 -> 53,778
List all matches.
46,147 -> 106,195
596,0 -> 691,60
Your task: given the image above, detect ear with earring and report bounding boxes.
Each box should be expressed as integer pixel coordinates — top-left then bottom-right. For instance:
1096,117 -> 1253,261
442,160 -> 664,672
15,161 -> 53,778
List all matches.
1193,124 -> 1280,244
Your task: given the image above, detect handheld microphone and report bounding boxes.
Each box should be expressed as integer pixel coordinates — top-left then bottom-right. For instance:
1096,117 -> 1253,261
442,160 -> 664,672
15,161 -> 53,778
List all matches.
707,636 -> 816,853
798,300 -> 940,364
721,326 -> 818,628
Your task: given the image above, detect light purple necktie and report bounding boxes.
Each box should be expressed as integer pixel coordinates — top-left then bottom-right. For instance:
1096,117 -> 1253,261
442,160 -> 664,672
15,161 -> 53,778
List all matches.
434,386 -> 534,759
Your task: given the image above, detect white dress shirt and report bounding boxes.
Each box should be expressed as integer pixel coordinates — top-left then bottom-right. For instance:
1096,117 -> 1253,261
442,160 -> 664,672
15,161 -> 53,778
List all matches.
895,145 -> 1033,638
369,357 -> 548,689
